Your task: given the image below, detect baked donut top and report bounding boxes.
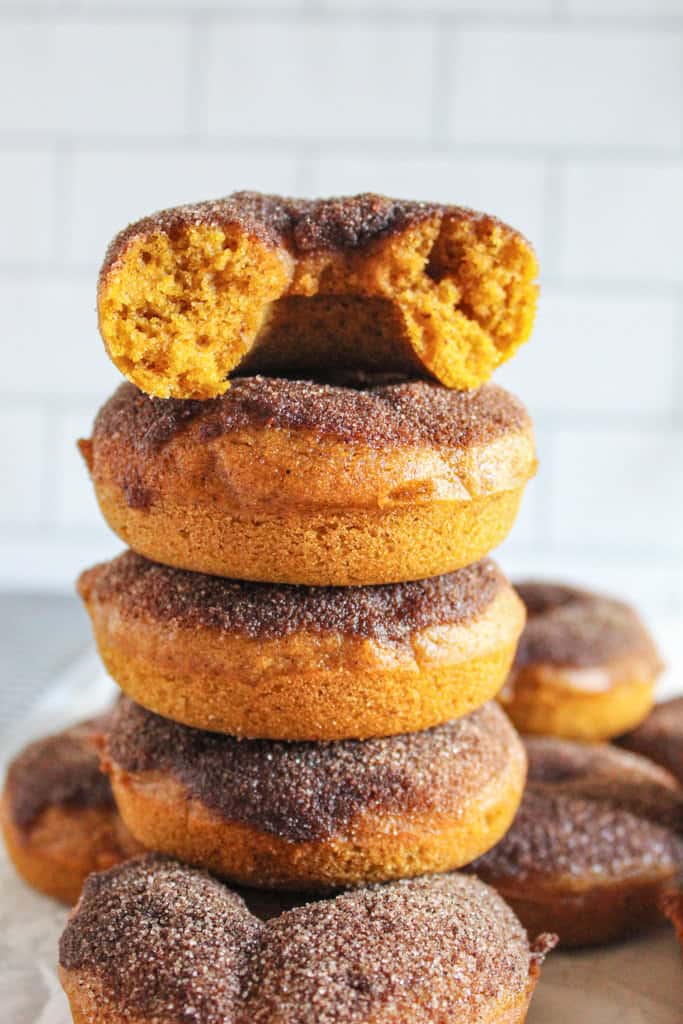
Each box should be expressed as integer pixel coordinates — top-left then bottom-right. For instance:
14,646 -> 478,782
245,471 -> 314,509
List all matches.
513,581 -> 660,670
4,718 -> 114,832
60,855 -> 553,1024
105,699 -> 519,842
101,191 -> 513,276
617,697 -> 683,786
470,737 -> 683,885
92,377 -> 529,454
78,551 -> 505,643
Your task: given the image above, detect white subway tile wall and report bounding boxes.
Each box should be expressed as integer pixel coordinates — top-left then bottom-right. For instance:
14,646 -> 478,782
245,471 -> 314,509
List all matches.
0,2 -> 681,619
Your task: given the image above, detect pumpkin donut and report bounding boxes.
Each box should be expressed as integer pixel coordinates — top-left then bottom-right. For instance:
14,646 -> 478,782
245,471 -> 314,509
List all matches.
1,718 -> 140,904
59,854 -> 555,1024
469,736 -> 683,947
78,551 -> 525,740
97,191 -> 538,400
498,582 -> 661,741
617,697 -> 683,786
101,698 -> 526,890
79,376 -> 536,586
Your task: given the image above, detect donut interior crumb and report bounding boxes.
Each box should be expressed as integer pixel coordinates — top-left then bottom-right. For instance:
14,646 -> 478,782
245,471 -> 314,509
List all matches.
99,196 -> 538,399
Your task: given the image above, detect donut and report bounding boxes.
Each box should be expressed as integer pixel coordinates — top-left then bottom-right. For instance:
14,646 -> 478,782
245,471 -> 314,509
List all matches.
101,698 -> 526,890
78,552 -> 525,741
98,191 -> 538,400
617,697 -> 683,786
59,855 -> 555,1024
0,718 -> 139,904
469,736 -> 683,947
79,376 -> 536,586
498,582 -> 661,741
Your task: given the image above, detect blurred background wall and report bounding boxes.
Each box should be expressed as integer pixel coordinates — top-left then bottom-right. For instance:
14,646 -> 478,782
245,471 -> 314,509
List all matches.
0,1 -> 681,619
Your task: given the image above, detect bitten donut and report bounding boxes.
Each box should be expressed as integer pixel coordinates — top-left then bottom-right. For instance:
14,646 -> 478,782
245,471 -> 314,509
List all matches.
498,582 -> 661,741
79,376 -> 536,586
469,736 -> 683,947
78,552 -> 525,740
101,698 -> 526,889
98,191 -> 538,400
618,697 -> 683,786
0,718 -> 139,904
59,855 -> 555,1024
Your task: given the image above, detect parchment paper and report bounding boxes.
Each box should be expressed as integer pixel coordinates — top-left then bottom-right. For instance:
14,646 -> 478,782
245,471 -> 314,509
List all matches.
1,647 -> 682,1023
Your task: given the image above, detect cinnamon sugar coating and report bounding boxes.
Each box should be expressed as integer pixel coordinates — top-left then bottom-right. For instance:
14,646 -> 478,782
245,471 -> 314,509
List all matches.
513,581 -> 661,669
79,551 -> 503,643
92,377 -> 529,455
471,736 -> 683,885
618,697 -> 683,786
5,717 -> 114,832
106,699 -> 517,843
101,193 -> 440,274
60,855 -> 554,1024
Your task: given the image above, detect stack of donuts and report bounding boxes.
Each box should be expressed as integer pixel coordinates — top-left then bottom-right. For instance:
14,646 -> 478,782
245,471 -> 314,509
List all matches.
5,190 -> 677,1020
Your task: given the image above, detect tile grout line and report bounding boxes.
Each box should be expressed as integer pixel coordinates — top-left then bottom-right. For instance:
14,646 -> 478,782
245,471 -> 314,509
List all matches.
2,6 -> 683,32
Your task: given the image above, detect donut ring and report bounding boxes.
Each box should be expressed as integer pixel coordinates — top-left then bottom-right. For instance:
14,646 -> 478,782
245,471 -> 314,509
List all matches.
79,377 -> 536,586
59,855 -> 555,1024
98,192 -> 538,400
618,697 -> 683,786
0,718 -> 139,904
78,552 -> 525,740
469,736 -> 683,947
102,698 -> 526,890
498,582 -> 661,741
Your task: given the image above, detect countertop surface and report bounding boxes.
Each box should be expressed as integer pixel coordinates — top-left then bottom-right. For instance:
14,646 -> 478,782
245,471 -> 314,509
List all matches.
0,593 -> 90,739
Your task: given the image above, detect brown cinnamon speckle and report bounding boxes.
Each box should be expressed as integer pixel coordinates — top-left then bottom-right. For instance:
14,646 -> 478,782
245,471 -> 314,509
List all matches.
101,193 -> 444,285
5,718 -> 114,832
106,699 -> 518,843
513,581 -> 661,669
78,551 -> 504,643
60,855 -> 552,1024
91,377 -> 529,454
470,736 -> 683,884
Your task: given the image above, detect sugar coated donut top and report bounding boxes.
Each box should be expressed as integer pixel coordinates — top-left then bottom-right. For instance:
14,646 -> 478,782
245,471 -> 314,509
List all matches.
471,736 -> 683,884
78,551 -> 504,643
5,718 -> 113,832
60,854 -> 553,1024
106,699 -> 519,843
513,581 -> 660,669
92,377 -> 529,454
101,191 -> 524,274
